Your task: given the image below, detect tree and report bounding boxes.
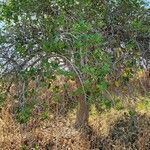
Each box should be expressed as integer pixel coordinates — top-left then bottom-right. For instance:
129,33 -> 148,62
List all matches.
0,0 -> 149,128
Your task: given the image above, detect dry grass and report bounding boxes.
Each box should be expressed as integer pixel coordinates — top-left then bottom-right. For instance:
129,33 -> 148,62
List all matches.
0,101 -> 89,150
0,71 -> 150,150
1,96 -> 150,150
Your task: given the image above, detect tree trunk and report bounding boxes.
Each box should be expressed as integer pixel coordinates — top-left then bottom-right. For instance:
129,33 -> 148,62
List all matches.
63,52 -> 89,128
74,96 -> 89,128
74,78 -> 89,128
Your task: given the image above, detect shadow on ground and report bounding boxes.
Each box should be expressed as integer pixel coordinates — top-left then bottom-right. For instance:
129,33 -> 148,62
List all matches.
89,112 -> 150,150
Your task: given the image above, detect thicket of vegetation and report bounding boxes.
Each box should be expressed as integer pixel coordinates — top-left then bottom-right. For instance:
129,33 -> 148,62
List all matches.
0,0 -> 150,149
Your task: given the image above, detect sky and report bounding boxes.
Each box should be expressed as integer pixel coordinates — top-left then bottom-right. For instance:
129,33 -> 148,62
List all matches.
145,0 -> 150,7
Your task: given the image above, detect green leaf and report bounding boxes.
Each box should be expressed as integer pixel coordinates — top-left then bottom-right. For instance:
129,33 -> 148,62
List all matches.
98,81 -> 108,91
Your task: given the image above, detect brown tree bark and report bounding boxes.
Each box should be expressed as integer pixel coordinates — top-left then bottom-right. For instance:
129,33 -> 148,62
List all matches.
74,96 -> 89,128
74,78 -> 89,128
